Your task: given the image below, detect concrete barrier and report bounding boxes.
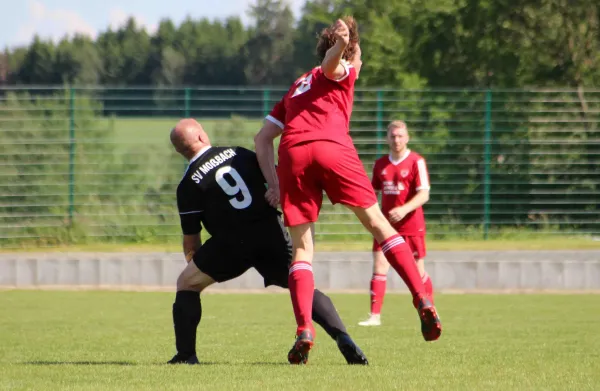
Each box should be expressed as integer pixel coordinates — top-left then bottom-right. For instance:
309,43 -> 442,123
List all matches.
1,251 -> 599,292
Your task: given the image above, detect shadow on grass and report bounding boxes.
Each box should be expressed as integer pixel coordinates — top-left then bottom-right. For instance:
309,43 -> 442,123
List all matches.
24,361 -> 136,366
24,360 -> 345,366
246,362 -> 291,366
23,360 -> 229,366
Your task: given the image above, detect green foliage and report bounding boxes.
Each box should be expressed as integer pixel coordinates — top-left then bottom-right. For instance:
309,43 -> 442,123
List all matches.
16,36 -> 59,84
1,87 -> 597,247
55,35 -> 103,85
0,0 -> 599,246
0,90 -> 108,245
2,0 -> 599,88
243,0 -> 298,85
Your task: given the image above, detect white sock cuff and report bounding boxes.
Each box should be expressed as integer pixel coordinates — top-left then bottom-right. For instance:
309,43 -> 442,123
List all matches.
289,262 -> 313,275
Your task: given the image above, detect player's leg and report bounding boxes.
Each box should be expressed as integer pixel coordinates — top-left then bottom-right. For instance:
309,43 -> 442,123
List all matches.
290,222 -> 315,263
278,143 -> 323,361
313,290 -> 368,365
372,249 -> 391,316
348,204 -> 441,341
316,142 -> 441,341
259,261 -> 368,364
286,222 -> 317,362
406,235 -> 434,303
347,204 -> 425,304
316,142 -> 426,307
310,289 -> 348,340
419,258 -> 434,302
169,238 -> 250,364
168,261 -> 214,364
255,217 -> 330,339
359,243 -> 389,326
254,217 -> 367,364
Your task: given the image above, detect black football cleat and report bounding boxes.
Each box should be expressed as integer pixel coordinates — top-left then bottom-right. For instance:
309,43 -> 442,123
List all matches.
167,353 -> 200,365
287,329 -> 314,365
336,333 -> 368,365
418,297 -> 442,342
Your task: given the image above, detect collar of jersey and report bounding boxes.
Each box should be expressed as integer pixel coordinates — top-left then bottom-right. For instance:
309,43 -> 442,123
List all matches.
184,146 -> 212,176
388,149 -> 411,165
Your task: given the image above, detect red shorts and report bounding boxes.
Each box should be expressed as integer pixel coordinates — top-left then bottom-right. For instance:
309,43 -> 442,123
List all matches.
373,235 -> 427,259
278,141 -> 378,227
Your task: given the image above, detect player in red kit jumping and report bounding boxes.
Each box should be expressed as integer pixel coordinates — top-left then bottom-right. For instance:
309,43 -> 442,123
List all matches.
359,120 -> 435,327
254,17 -> 441,365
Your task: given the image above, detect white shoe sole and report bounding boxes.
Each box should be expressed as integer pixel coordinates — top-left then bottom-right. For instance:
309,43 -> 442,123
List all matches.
358,322 -> 381,327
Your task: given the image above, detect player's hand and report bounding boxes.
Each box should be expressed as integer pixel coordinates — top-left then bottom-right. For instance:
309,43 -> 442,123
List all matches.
265,187 -> 280,208
388,206 -> 408,224
333,19 -> 350,45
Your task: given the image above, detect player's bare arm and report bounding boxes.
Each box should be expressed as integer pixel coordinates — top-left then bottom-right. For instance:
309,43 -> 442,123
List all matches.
388,190 -> 430,224
182,233 -> 202,263
321,19 -> 350,80
254,121 -> 283,207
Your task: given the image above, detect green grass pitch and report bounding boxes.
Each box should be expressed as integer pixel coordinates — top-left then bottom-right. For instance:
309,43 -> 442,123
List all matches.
1,291 -> 599,390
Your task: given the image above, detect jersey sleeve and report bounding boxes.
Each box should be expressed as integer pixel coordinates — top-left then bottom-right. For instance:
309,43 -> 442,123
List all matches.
371,161 -> 382,191
414,157 -> 431,191
176,181 -> 204,235
325,60 -> 357,88
265,98 -> 285,129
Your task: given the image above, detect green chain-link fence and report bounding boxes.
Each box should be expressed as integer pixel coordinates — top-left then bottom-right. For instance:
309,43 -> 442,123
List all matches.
1,86 -> 598,248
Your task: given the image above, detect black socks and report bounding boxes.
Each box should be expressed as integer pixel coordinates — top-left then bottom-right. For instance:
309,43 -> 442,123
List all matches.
172,290 -> 201,357
312,289 -> 348,340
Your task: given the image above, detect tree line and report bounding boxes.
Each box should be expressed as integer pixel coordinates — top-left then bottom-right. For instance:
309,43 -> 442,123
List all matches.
1,0 -> 598,89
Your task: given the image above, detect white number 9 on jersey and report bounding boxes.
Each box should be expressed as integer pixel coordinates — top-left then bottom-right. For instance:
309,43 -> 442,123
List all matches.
215,166 -> 252,209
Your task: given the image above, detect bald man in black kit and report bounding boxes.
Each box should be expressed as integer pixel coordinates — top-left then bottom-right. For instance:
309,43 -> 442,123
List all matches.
167,118 -> 368,366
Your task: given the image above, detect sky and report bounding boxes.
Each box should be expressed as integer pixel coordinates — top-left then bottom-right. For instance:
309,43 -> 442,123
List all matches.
0,0 -> 306,49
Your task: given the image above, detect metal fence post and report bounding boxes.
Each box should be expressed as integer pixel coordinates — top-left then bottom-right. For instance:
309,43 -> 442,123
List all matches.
184,87 -> 191,117
68,87 -> 76,226
376,90 -> 383,155
483,89 -> 492,240
181,88 -> 192,170
262,89 -> 270,118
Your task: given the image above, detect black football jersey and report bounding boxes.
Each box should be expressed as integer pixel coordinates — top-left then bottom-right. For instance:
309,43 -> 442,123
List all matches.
176,146 -> 279,237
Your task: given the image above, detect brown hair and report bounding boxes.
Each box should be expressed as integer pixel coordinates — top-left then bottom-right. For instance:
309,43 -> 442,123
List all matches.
316,16 -> 360,62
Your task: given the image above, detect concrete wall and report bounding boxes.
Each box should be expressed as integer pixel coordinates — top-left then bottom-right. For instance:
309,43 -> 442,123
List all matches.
1,251 -> 599,292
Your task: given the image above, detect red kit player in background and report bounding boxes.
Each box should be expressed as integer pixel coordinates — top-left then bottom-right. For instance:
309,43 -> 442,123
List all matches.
359,121 -> 434,327
254,17 -> 441,364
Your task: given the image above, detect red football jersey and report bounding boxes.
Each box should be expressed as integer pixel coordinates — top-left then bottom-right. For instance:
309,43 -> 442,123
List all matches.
266,61 -> 357,150
371,150 -> 430,236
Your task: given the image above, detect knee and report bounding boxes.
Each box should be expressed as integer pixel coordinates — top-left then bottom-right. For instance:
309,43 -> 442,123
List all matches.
176,272 -> 195,292
176,266 -> 207,293
362,213 -> 388,235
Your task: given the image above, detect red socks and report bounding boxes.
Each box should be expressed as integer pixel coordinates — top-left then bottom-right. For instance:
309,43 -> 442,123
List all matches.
288,261 -> 315,336
370,273 -> 387,315
379,234 -> 426,308
423,271 -> 434,303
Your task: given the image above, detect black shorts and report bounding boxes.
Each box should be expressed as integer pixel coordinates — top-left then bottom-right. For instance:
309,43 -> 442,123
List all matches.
192,215 -> 292,288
